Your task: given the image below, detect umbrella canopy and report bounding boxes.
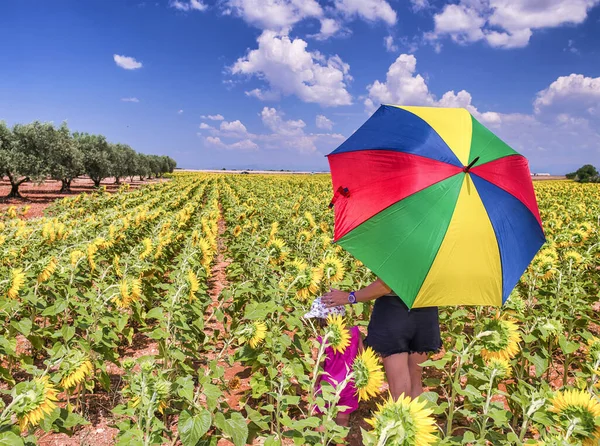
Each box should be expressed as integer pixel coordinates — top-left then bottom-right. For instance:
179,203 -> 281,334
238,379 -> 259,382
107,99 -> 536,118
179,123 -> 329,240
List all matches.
327,105 -> 545,308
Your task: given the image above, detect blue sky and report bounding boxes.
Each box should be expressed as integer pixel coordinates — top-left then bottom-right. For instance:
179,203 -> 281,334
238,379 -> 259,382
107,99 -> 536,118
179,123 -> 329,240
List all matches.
2,0 -> 599,173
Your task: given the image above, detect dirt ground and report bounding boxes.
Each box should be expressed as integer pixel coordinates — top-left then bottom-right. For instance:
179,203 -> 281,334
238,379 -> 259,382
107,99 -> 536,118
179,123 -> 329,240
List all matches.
0,176 -> 165,219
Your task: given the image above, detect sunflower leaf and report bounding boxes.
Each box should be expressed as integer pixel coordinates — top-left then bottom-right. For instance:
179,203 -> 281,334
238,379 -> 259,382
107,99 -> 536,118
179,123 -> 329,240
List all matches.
179,409 -> 211,446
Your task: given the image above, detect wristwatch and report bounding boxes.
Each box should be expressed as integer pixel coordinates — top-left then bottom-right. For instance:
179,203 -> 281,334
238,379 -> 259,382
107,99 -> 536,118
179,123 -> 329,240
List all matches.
348,291 -> 357,304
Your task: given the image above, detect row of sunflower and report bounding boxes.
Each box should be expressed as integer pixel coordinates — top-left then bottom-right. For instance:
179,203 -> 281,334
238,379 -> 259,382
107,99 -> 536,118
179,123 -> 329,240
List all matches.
2,174 -> 600,445
0,175 -> 224,444
214,175 -> 600,445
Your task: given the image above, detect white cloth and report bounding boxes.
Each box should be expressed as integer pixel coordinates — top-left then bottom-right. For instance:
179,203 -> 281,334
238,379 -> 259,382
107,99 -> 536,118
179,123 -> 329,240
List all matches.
303,296 -> 346,319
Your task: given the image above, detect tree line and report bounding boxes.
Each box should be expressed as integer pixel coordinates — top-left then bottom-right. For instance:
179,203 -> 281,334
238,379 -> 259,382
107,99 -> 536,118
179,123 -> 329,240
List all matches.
566,164 -> 599,183
0,121 -> 176,198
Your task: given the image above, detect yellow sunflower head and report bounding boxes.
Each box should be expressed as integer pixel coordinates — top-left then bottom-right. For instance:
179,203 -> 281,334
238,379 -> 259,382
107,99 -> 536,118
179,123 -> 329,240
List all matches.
187,270 -> 200,302
586,337 -> 600,364
233,225 -> 242,238
352,347 -> 384,401
364,394 -> 438,446
268,238 -> 288,265
485,357 -> 512,379
60,350 -> 94,389
563,250 -> 584,266
13,376 -> 59,432
295,266 -> 322,301
70,250 -> 85,268
37,257 -> 58,284
548,389 -> 600,446
297,229 -> 313,244
7,268 -> 26,299
241,321 -> 267,349
325,314 -> 350,354
479,318 -> 521,361
319,256 -> 345,283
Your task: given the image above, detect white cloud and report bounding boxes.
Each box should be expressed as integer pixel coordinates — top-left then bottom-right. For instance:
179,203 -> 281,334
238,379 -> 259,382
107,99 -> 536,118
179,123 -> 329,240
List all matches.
384,35 -> 398,52
178,109 -> 184,114
113,54 -> 143,70
365,54 -> 434,112
333,0 -> 397,25
206,136 -> 258,151
202,107 -> 344,154
261,107 -> 306,136
312,18 -> 343,40
364,52 -> 600,172
121,97 -> 140,102
411,0 -> 430,11
220,120 -> 249,137
170,0 -> 207,11
429,3 -> 486,44
201,114 -> 225,121
231,31 -> 352,107
427,0 -> 600,49
534,73 -> 600,115
230,139 -> 260,150
224,0 -> 322,30
316,114 -> 334,130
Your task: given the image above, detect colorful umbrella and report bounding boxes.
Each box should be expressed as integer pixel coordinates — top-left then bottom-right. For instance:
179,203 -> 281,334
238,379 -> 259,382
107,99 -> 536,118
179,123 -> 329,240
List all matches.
327,105 -> 545,308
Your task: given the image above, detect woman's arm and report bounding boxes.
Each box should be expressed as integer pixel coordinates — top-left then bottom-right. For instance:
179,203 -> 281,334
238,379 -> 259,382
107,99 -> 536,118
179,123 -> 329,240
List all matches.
322,278 -> 391,308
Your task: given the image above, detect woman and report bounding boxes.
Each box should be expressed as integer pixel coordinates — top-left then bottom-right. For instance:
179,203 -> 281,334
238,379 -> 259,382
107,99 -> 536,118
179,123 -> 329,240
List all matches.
322,278 -> 441,401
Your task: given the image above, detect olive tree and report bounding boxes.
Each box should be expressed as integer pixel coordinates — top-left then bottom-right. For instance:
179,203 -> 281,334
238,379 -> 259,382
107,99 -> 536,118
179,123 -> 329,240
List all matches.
75,132 -> 113,188
2,121 -> 55,198
48,123 -> 84,193
136,153 -> 150,181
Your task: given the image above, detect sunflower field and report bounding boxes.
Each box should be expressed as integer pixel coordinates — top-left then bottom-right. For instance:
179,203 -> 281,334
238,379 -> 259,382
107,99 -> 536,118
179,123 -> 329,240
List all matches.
1,173 -> 600,446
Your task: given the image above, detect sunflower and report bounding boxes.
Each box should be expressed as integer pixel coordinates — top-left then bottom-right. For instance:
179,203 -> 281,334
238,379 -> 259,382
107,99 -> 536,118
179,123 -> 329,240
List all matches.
113,255 -> 122,278
37,257 -> 57,284
60,350 -> 94,389
268,222 -> 279,243
548,389 -> 600,445
87,243 -> 98,271
115,278 -> 143,308
187,270 -> 199,302
353,347 -> 384,401
15,376 -> 59,431
7,206 -> 17,219
140,238 -> 153,260
197,237 -> 213,269
233,225 -> 242,238
268,238 -> 288,265
564,250 -> 584,266
248,321 -> 267,349
296,266 -> 322,301
586,337 -> 600,364
320,234 -> 331,249
70,250 -> 85,268
570,228 -> 588,245
7,268 -> 26,299
539,318 -> 564,339
297,229 -> 313,244
319,221 -> 329,233
304,211 -> 316,229
319,256 -> 345,283
364,393 -> 437,446
325,314 -> 350,354
479,318 -> 521,361
485,357 -> 512,379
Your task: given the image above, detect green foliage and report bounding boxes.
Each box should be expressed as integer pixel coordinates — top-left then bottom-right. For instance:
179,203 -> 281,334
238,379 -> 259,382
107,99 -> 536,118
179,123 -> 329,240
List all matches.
0,120 -> 176,196
570,164 -> 599,183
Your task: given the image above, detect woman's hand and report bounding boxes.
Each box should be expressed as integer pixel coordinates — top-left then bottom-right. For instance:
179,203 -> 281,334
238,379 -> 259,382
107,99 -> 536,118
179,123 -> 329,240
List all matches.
322,288 -> 350,308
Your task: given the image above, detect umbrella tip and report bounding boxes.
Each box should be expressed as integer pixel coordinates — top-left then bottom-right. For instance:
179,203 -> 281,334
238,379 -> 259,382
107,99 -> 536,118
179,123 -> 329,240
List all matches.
463,156 -> 480,173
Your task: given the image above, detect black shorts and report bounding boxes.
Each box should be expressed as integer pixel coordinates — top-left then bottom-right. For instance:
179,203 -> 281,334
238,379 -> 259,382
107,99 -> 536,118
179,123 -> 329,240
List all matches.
364,295 -> 442,357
